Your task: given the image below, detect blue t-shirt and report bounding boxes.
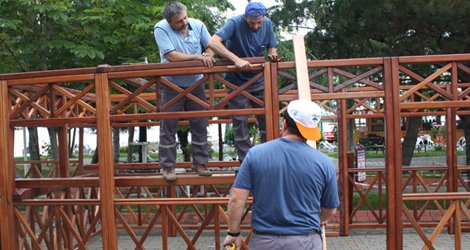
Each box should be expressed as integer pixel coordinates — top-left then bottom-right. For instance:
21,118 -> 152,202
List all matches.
215,15 -> 278,86
233,138 -> 340,235
154,18 -> 211,87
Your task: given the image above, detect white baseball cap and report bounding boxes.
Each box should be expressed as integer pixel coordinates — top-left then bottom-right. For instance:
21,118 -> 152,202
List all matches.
287,100 -> 322,141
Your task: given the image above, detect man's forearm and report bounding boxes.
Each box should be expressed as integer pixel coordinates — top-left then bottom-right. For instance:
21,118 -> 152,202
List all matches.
227,198 -> 245,233
165,51 -> 203,62
208,36 -> 240,63
320,207 -> 337,224
227,188 -> 250,233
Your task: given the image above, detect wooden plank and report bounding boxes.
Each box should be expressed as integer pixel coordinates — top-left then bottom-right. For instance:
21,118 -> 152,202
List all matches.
293,35 -> 311,100
399,53 -> 470,63
293,34 -> 317,148
8,74 -> 95,85
0,81 -> 16,250
400,100 -> 470,109
95,71 -> 118,249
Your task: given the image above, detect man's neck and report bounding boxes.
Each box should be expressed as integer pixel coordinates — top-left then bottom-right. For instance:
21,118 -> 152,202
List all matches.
283,134 -> 306,143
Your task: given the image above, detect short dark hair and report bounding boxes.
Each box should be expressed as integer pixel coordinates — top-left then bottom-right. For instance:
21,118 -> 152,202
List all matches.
283,110 -> 303,138
164,1 -> 186,23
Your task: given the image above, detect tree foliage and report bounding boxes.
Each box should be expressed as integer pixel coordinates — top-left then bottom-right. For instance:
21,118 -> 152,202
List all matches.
270,0 -> 470,59
0,0 -> 232,73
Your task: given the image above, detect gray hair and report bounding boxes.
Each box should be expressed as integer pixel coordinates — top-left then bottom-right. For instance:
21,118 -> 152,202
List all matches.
164,2 -> 187,22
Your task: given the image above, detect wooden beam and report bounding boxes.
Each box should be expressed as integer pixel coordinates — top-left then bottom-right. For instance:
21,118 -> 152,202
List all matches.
0,81 -> 16,250
95,70 -> 118,249
384,57 -> 403,249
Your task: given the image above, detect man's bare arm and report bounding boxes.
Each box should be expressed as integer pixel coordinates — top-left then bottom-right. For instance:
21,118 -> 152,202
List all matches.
320,207 -> 337,225
208,34 -> 252,71
227,187 -> 250,233
165,50 -> 215,67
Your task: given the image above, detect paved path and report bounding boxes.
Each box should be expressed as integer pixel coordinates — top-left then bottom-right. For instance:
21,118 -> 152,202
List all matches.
330,156 -> 467,168
86,228 -> 470,249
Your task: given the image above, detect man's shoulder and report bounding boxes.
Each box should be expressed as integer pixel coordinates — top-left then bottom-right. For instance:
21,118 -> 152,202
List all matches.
154,20 -> 170,30
227,15 -> 244,25
250,138 -> 282,151
188,18 -> 204,26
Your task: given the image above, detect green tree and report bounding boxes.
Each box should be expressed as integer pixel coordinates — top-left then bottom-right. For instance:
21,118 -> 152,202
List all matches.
270,0 -> 470,59
270,0 -> 470,167
0,0 -> 232,73
0,0 -> 232,163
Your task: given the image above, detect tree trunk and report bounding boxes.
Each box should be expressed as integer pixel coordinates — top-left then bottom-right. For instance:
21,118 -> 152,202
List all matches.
91,147 -> 98,163
69,127 -> 76,156
47,127 -> 59,160
138,126 -> 147,162
28,127 -> 41,174
113,128 -> 120,163
127,127 -> 135,163
347,119 -> 355,151
402,117 -> 421,166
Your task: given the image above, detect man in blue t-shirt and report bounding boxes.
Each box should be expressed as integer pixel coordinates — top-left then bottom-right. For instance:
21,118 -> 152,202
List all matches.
154,1 -> 215,181
223,100 -> 340,250
209,2 -> 279,163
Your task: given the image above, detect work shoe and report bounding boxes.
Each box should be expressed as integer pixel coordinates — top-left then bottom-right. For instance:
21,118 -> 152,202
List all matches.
192,164 -> 212,176
162,168 -> 177,182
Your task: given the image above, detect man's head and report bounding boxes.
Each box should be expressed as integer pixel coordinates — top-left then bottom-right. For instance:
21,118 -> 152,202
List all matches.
244,2 -> 267,32
164,1 -> 188,32
284,100 -> 322,141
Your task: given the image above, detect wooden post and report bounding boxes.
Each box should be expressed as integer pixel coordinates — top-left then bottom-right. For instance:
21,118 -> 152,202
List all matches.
269,61 -> 281,139
447,63 -> 459,234
59,125 -> 73,249
95,67 -> 118,249
263,63 -> 275,141
384,57 -> 403,249
0,81 -> 16,250
338,99 -> 349,236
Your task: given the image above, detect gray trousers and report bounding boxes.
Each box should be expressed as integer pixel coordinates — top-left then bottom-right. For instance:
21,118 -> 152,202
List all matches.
229,84 -> 266,162
158,84 -> 208,168
249,232 -> 322,250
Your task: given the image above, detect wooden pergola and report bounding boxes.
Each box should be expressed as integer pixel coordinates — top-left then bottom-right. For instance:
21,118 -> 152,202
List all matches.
1,54 -> 470,249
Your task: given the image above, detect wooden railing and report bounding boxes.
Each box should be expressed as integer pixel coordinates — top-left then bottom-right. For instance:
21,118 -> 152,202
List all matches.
2,53 -> 470,249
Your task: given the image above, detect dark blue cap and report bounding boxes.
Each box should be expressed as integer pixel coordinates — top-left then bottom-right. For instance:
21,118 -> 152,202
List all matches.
245,2 -> 267,18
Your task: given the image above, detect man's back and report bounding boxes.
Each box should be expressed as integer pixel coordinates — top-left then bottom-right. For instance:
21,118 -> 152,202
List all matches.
233,138 -> 339,235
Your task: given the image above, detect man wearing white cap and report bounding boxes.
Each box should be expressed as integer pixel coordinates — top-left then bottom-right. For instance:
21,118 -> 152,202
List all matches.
224,100 -> 340,250
209,1 -> 279,163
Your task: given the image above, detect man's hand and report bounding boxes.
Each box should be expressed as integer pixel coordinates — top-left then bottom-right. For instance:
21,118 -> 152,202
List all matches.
200,52 -> 216,67
268,53 -> 281,62
235,59 -> 252,71
223,235 -> 242,250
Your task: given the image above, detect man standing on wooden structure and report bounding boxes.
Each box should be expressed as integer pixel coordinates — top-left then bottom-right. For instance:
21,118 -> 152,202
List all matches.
223,100 -> 339,250
209,1 -> 279,163
154,1 -> 215,181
